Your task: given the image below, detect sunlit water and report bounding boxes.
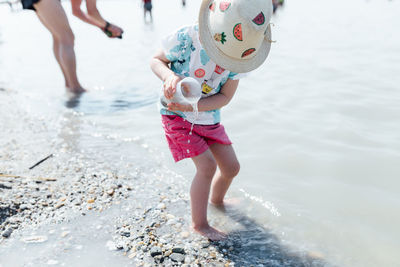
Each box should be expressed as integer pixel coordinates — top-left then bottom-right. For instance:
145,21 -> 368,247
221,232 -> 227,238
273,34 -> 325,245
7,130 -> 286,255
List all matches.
1,0 -> 400,266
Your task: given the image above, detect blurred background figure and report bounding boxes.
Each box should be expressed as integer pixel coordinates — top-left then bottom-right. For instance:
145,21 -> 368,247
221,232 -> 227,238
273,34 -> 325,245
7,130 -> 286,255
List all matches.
142,0 -> 152,22
0,0 -> 20,11
71,0 -> 123,38
272,0 -> 284,13
182,0 -> 186,7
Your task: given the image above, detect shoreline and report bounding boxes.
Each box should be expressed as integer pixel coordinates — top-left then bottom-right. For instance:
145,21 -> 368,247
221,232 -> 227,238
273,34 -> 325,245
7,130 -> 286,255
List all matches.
0,88 -> 328,266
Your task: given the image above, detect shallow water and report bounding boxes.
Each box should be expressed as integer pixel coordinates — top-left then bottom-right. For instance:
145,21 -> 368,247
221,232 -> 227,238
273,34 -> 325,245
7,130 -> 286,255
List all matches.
1,0 -> 400,266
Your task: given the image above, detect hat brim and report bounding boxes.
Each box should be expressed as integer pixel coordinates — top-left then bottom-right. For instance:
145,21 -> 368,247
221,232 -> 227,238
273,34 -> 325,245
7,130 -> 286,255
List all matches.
198,0 -> 272,73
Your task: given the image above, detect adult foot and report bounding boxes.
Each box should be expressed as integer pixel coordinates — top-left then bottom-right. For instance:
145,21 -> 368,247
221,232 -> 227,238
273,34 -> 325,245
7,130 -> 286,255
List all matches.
192,225 -> 227,241
67,86 -> 86,94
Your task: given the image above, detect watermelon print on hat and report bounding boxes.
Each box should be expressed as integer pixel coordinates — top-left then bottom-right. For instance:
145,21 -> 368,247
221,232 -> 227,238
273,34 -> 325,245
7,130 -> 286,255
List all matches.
209,1 -> 215,11
198,0 -> 274,73
233,23 -> 243,41
241,48 -> 256,58
219,1 -> 230,12
253,12 -> 265,25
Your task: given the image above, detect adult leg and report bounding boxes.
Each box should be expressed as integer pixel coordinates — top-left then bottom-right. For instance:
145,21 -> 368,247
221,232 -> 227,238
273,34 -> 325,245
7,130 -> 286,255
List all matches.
191,150 -> 226,240
52,38 -> 69,88
34,0 -> 84,93
209,143 -> 240,205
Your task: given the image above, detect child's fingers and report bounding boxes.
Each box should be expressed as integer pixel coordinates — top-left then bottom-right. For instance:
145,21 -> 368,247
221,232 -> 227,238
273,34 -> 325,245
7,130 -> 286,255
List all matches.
168,103 -> 191,112
167,103 -> 179,111
164,80 -> 173,99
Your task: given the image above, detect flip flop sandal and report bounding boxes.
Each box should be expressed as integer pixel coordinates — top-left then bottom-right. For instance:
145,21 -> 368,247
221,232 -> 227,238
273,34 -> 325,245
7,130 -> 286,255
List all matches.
103,21 -> 123,39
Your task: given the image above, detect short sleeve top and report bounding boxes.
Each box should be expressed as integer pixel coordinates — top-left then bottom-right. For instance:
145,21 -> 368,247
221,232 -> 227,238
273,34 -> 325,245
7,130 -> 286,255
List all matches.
160,24 -> 247,125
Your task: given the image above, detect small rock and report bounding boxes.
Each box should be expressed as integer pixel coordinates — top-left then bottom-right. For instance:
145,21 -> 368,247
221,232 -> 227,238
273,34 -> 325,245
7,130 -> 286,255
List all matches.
172,247 -> 185,254
157,203 -> 166,210
61,231 -> 69,238
180,231 -> 190,238
164,250 -> 172,257
308,251 -> 325,259
87,199 -> 95,204
120,231 -> 130,237
201,242 -> 210,248
150,246 -> 162,257
169,253 -> 185,263
2,228 -> 13,238
0,183 -> 12,190
22,235 -> 48,243
128,252 -> 136,259
55,203 -> 64,209
19,204 -> 29,211
154,254 -> 164,263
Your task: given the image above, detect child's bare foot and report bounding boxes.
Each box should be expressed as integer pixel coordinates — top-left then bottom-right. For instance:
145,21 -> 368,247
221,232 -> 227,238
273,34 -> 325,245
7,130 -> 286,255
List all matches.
210,198 -> 241,208
192,225 -> 227,241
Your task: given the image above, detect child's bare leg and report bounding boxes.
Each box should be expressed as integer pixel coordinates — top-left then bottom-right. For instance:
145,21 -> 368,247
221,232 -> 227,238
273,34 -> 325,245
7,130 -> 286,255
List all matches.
209,143 -> 240,206
191,150 -> 227,241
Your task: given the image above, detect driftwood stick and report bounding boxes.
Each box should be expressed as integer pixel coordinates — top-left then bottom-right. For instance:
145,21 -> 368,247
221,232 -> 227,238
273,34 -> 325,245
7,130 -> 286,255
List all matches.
0,174 -> 57,182
29,154 -> 53,170
0,174 -> 21,178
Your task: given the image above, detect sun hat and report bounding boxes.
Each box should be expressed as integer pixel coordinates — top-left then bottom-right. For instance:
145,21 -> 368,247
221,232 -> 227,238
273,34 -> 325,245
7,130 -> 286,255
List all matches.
198,0 -> 274,73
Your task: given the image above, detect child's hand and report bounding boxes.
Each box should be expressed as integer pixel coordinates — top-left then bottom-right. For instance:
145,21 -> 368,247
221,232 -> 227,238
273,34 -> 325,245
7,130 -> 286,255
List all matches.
163,74 -> 182,99
167,102 -> 193,112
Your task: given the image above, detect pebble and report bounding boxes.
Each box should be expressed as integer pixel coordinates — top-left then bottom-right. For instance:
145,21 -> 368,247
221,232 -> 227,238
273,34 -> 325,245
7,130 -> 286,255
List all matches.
128,252 -> 136,259
169,253 -> 185,263
21,235 -> 48,243
61,231 -> 69,238
156,203 -> 166,210
2,228 -> 13,238
180,231 -> 190,238
172,247 -> 185,254
150,246 -> 162,257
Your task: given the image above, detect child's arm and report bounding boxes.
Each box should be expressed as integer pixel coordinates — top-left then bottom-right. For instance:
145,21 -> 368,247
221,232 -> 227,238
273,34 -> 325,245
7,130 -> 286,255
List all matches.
150,49 -> 183,100
167,79 -> 240,112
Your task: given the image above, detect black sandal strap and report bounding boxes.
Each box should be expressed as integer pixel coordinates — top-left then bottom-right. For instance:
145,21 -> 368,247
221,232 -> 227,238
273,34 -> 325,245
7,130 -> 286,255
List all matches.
104,21 -> 111,32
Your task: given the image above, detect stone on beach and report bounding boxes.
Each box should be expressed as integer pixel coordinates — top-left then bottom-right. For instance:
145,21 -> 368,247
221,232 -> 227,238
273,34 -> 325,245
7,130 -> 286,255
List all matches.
21,235 -> 48,243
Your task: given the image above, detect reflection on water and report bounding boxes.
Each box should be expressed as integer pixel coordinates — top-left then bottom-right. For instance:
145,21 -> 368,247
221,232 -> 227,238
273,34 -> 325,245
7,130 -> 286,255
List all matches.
210,205 -> 331,267
64,88 -> 157,114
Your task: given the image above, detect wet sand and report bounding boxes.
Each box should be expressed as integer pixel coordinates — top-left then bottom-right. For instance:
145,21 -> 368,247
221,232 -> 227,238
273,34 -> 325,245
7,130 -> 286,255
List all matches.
0,87 -> 330,266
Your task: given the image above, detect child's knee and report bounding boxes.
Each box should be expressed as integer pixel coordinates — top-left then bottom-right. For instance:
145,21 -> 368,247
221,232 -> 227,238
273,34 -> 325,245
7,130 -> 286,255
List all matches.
223,160 -> 240,179
197,158 -> 217,178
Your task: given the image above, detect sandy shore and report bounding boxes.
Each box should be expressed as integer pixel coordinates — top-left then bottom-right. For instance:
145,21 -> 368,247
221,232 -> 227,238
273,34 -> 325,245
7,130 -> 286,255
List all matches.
0,87 -> 328,266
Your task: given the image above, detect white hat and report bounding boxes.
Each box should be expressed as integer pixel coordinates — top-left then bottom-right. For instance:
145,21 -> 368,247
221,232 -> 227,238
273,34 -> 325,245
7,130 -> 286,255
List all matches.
198,0 -> 274,73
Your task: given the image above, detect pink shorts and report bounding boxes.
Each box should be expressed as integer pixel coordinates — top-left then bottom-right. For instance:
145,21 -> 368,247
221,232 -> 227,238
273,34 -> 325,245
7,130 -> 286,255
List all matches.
161,115 -> 232,162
